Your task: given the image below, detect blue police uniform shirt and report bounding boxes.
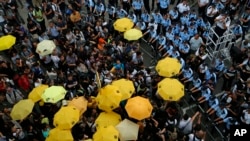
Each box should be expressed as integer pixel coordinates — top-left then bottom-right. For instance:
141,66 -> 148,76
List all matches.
183,68 -> 193,79
188,26 -> 197,37
107,6 -> 116,15
201,87 -> 211,100
136,21 -> 146,30
170,50 -> 180,58
95,3 -> 105,12
117,9 -> 127,18
172,24 -> 181,35
208,97 -> 219,108
165,44 -> 174,53
156,35 -> 166,45
179,31 -> 190,42
159,0 -> 170,9
189,12 -> 197,20
180,15 -> 189,25
204,69 -> 212,81
132,0 -> 144,10
148,29 -> 157,38
172,36 -> 182,47
166,31 -> 174,41
179,57 -> 185,69
214,2 -> 225,11
128,14 -> 137,23
192,78 -> 202,88
214,59 -> 225,72
202,30 -> 209,39
196,18 -> 204,27
141,13 -> 151,23
232,25 -> 243,35
179,43 -> 190,54
152,13 -> 162,24
216,107 -> 228,119
169,9 -> 179,20
161,18 -> 171,28
86,0 -> 95,7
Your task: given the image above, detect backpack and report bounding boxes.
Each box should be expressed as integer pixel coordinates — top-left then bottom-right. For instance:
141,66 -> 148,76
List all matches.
168,127 -> 178,141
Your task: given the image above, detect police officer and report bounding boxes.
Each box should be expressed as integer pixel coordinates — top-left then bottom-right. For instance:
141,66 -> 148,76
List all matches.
132,0 -> 144,18
240,8 -> 250,40
158,0 -> 170,15
106,4 -> 116,21
116,6 -> 128,18
93,0 -> 105,18
141,10 -> 151,24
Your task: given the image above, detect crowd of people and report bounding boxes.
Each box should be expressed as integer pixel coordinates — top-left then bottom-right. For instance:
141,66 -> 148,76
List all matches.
0,0 -> 250,140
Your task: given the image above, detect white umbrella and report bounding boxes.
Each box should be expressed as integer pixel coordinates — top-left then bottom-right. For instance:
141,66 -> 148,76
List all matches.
36,40 -> 56,56
116,119 -> 139,141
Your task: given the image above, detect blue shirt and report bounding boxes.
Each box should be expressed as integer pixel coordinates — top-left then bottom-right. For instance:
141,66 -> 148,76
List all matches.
152,13 -> 162,24
128,14 -> 137,23
106,6 -> 116,15
117,9 -> 127,18
132,0 -> 144,10
188,27 -> 197,37
141,13 -> 151,23
165,44 -> 174,53
201,87 -> 211,100
86,0 -> 94,7
192,78 -> 202,88
161,18 -> 171,28
169,9 -> 179,19
170,50 -> 180,58
95,3 -> 105,12
214,59 -> 225,72
183,68 -> 193,79
179,31 -> 190,42
156,35 -> 166,45
136,21 -> 146,30
172,25 -> 181,35
180,15 -> 189,25
148,29 -> 157,38
213,2 -> 225,11
172,37 -> 182,47
179,43 -> 190,54
232,25 -> 243,35
165,31 -> 174,41
159,0 -> 170,9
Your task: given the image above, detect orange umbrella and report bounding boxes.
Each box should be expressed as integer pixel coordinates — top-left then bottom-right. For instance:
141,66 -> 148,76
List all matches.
68,96 -> 88,115
125,96 -> 153,120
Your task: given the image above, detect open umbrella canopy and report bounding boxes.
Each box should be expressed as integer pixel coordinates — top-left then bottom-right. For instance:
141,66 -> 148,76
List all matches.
124,28 -> 143,41
53,106 -> 80,130
36,40 -> 56,56
113,18 -> 134,32
41,86 -> 67,104
157,78 -> 184,101
46,128 -> 73,141
116,119 -> 139,141
125,96 -> 153,120
95,112 -> 122,130
28,84 -> 49,103
96,85 -> 122,112
93,126 -> 119,141
156,57 -> 181,78
0,35 -> 16,51
68,96 -> 88,115
10,99 -> 34,120
111,79 -> 135,101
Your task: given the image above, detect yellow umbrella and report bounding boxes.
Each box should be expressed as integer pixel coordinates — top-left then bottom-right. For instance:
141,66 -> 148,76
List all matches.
125,96 -> 153,120
0,35 -> 16,51
116,119 -> 139,141
157,78 -> 184,101
93,126 -> 119,141
113,18 -> 134,32
95,112 -> 122,130
53,106 -> 79,130
10,99 -> 34,120
68,96 -> 88,115
96,85 -> 122,112
111,79 -> 135,101
41,86 -> 67,104
46,128 -> 73,141
124,28 -> 143,41
28,84 -> 49,103
156,57 -> 181,78
36,40 -> 56,56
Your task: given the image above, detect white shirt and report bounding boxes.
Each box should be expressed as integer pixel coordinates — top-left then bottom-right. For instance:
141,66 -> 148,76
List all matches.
51,55 -> 60,68
148,22 -> 158,31
189,37 -> 204,51
241,109 -> 250,124
177,3 -> 190,13
178,118 -> 193,135
215,15 -> 231,29
206,6 -> 218,17
198,0 -> 209,7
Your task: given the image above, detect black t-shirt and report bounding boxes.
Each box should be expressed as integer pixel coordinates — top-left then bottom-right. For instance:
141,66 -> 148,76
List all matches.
27,21 -> 39,34
43,4 -> 54,19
